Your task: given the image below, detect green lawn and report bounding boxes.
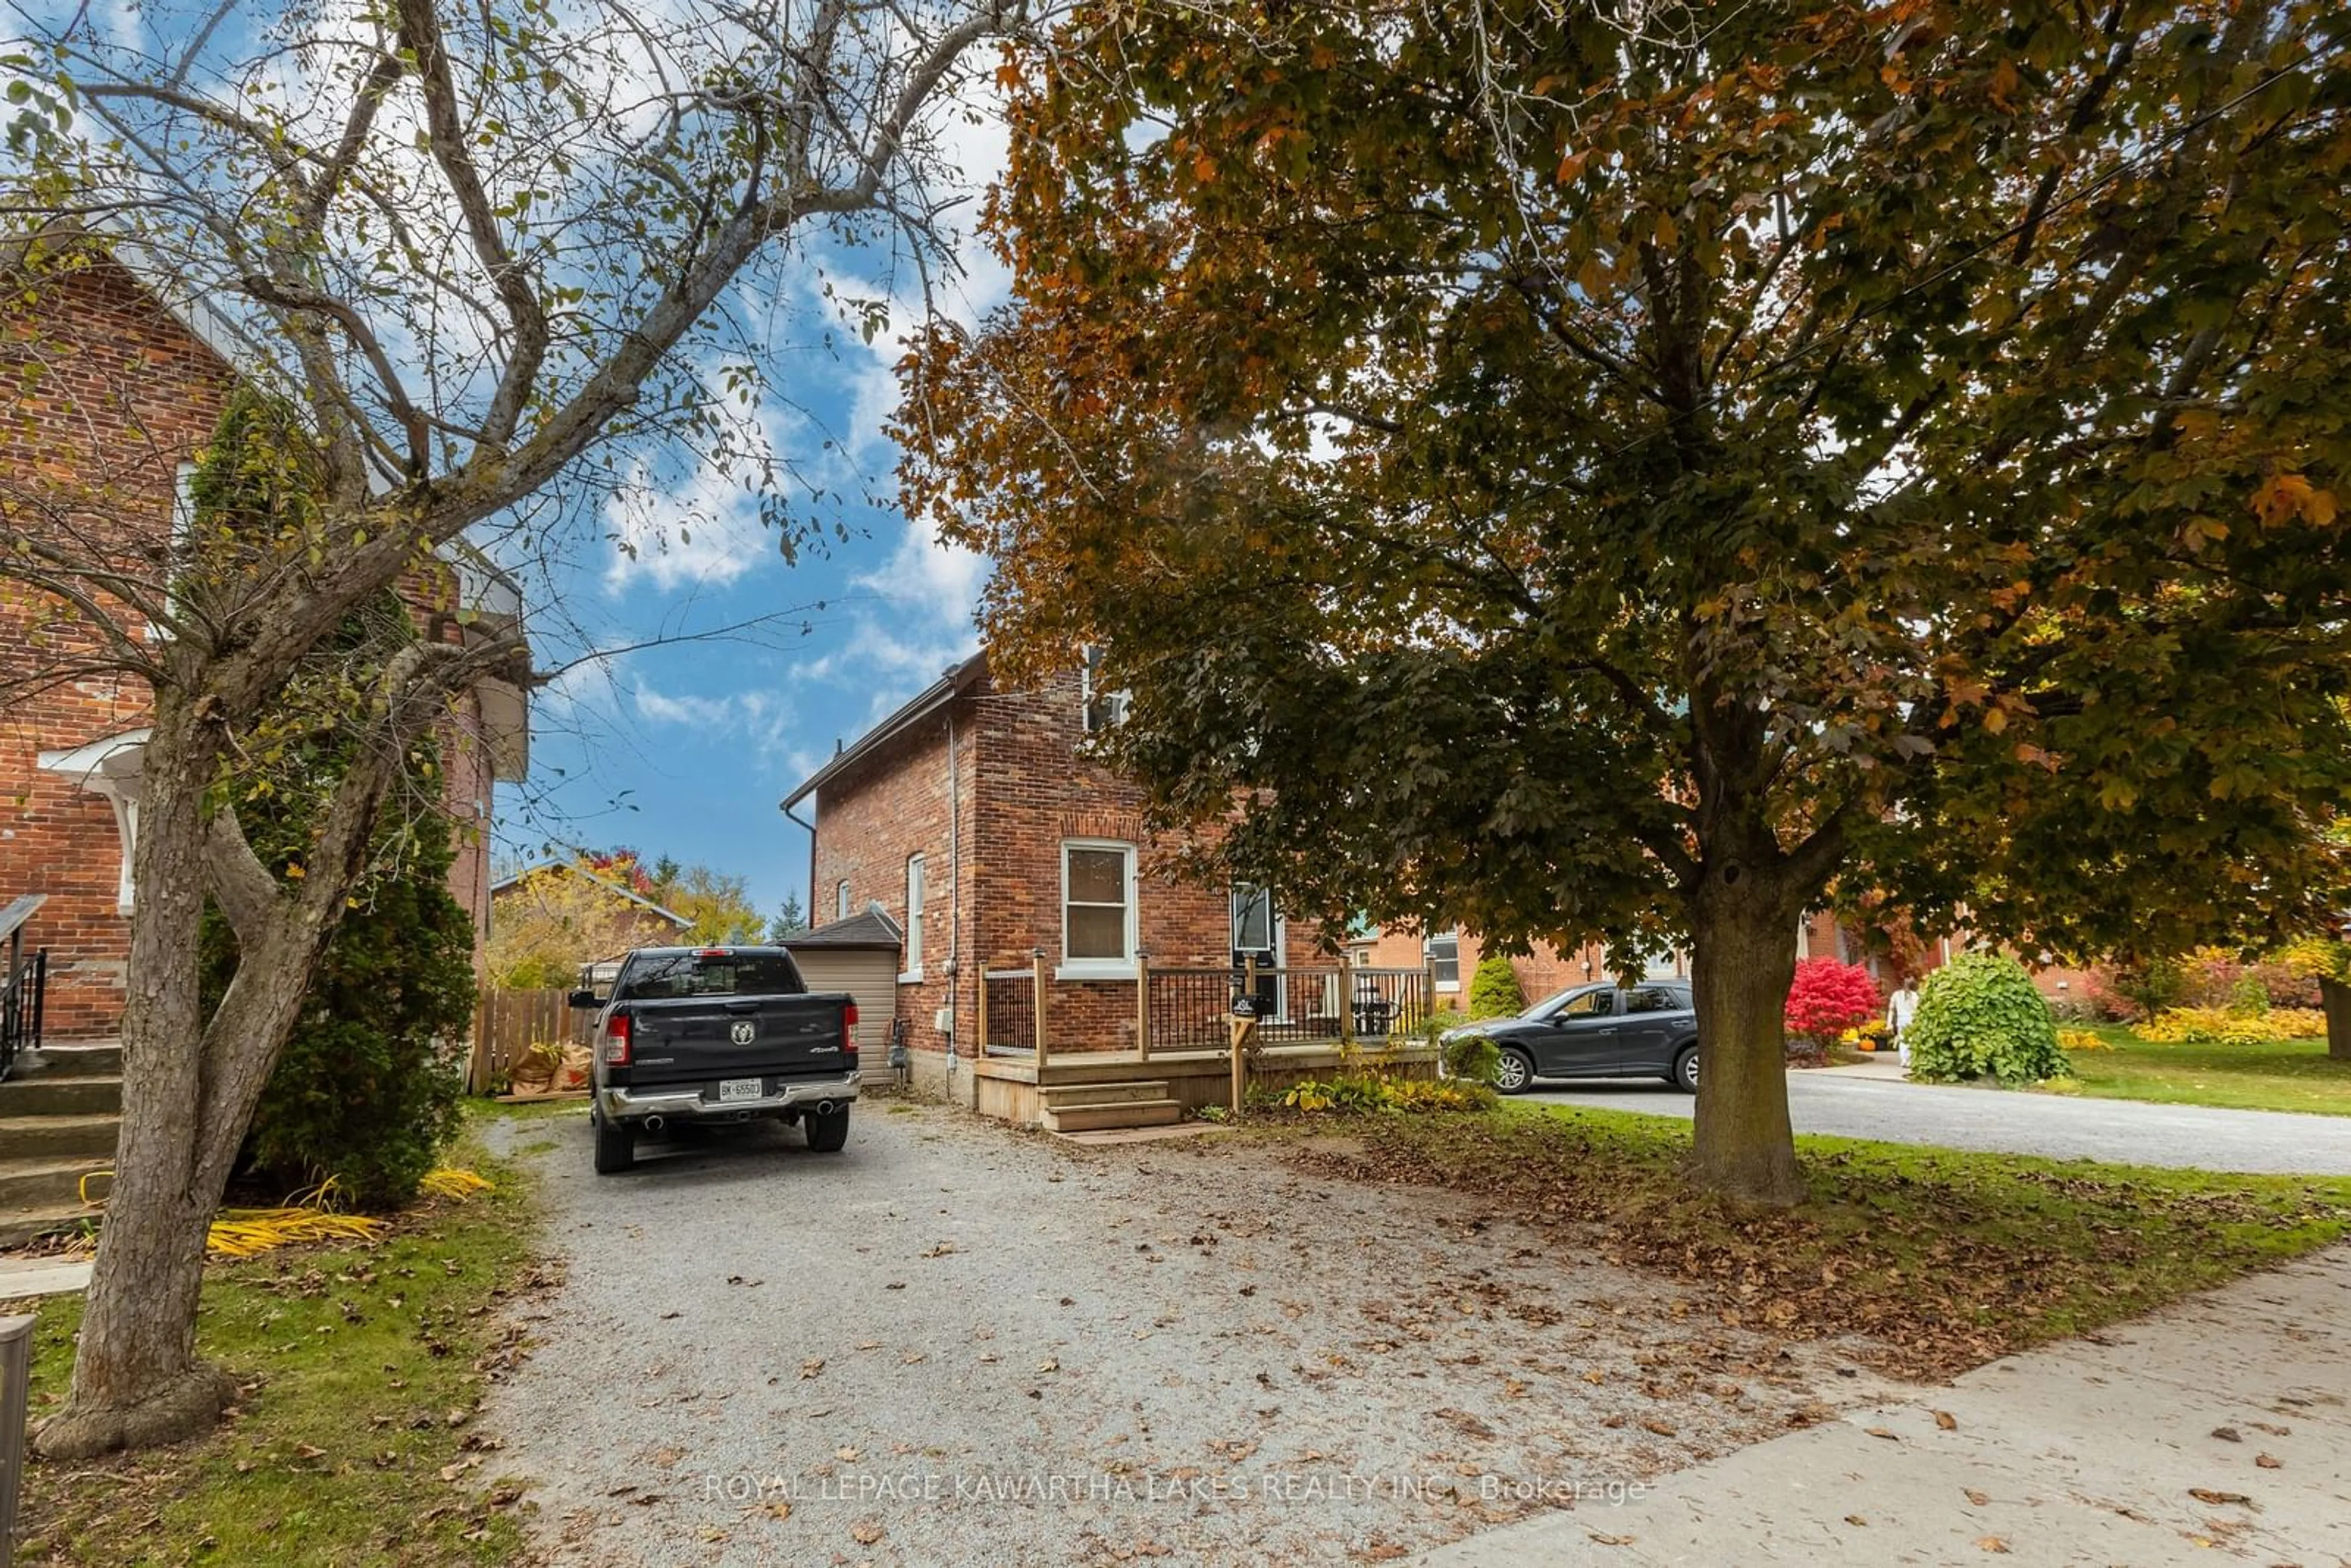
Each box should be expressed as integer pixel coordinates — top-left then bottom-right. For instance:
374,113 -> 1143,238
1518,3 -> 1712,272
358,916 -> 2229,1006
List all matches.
4,1134 -> 541,1567
2049,1023 -> 2351,1116
1264,1100 -> 2351,1380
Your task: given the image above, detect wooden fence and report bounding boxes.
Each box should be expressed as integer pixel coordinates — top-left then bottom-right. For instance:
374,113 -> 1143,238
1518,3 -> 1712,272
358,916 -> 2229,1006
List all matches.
465,988 -> 590,1094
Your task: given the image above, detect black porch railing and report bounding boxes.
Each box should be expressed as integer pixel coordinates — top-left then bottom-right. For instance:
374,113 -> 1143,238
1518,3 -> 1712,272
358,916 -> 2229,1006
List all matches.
0,894 -> 50,1084
981,968 -> 1037,1056
1147,966 -> 1432,1052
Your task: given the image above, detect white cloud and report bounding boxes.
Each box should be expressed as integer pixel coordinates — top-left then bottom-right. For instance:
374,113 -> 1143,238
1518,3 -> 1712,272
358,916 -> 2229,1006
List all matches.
632,678 -> 796,755
602,373 -> 801,593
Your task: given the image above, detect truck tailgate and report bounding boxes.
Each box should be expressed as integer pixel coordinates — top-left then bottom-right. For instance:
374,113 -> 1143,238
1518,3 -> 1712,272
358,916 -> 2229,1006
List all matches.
624,994 -> 850,1087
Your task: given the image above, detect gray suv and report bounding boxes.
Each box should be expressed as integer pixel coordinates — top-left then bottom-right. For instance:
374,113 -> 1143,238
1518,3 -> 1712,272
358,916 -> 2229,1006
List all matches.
1447,981 -> 1701,1094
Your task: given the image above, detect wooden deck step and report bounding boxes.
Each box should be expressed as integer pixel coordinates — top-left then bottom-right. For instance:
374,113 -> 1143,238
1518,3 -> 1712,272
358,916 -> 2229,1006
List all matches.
1038,1079 -> 1172,1109
1040,1098 -> 1185,1135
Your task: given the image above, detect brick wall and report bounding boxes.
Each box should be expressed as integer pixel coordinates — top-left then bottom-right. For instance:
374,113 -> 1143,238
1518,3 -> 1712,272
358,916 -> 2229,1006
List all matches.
0,247 -> 497,1037
809,666 -> 1330,1060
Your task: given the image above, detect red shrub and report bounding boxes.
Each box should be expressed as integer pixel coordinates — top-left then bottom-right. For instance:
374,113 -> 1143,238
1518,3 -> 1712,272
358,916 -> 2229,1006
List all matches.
1784,957 -> 1883,1043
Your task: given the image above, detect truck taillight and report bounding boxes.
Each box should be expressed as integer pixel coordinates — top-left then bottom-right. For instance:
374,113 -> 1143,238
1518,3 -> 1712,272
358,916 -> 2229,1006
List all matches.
602,1010 -> 632,1067
842,1001 -> 858,1058
844,1001 -> 859,1030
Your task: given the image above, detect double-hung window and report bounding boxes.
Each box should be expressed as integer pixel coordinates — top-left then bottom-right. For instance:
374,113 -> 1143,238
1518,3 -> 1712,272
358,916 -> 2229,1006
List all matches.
901,854 -> 925,981
1060,840 -> 1137,978
836,880 -> 852,921
1427,929 -> 1461,992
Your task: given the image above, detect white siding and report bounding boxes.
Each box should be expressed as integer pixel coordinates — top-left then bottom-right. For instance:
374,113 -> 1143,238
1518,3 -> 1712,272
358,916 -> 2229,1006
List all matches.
788,948 -> 898,1056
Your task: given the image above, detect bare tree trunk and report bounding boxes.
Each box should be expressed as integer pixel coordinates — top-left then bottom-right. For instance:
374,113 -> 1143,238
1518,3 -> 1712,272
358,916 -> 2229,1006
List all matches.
2324,977 -> 2351,1063
1687,870 -> 1804,1208
36,684 -> 410,1459
36,692 -> 239,1457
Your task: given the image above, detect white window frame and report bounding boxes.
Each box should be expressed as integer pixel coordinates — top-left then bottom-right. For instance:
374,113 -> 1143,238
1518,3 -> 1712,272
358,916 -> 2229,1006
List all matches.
1427,929 -> 1461,993
836,879 -> 852,921
1079,644 -> 1130,733
900,853 -> 925,983
146,461 -> 200,641
1057,838 -> 1138,980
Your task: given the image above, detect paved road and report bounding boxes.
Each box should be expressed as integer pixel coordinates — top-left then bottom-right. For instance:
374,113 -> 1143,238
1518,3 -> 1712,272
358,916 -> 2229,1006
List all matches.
1527,1068 -> 2351,1176
1419,1244 -> 2351,1566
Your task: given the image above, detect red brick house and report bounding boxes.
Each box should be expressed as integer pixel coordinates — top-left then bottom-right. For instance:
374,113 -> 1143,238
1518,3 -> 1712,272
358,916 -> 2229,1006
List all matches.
0,236 -> 530,1042
781,652 -> 1437,1127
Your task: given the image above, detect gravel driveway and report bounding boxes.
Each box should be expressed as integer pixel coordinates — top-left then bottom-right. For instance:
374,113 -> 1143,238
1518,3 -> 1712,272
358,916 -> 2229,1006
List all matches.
482,1101 -> 1856,1566
1528,1068 -> 2351,1174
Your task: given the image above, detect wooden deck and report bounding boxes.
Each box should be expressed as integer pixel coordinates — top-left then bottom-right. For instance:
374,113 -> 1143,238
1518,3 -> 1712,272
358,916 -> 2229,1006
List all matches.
968,1040 -> 1440,1125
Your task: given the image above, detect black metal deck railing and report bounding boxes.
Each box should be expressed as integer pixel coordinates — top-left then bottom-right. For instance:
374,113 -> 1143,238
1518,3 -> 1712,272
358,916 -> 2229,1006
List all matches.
1146,966 -> 1431,1052
0,894 -> 50,1083
980,968 -> 1037,1056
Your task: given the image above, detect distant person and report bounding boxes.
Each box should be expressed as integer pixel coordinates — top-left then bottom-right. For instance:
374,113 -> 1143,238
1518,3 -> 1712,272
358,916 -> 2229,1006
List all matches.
1887,978 -> 1922,1068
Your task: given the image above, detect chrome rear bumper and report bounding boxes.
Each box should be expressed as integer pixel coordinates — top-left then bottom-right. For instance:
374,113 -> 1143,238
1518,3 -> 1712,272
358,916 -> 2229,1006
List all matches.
600,1075 -> 858,1123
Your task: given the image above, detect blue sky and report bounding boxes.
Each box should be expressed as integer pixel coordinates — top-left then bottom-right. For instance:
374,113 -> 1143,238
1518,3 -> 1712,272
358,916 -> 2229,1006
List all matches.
485,118 -> 1013,927
491,282 -> 998,924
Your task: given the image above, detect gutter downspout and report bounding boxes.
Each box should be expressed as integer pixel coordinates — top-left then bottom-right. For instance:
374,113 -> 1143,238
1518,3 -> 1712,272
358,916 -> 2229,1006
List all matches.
782,798 -> 817,925
947,710 -> 961,1087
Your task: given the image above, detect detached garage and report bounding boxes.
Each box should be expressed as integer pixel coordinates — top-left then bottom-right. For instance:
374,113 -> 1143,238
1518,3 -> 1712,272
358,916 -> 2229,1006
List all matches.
783,907 -> 901,1062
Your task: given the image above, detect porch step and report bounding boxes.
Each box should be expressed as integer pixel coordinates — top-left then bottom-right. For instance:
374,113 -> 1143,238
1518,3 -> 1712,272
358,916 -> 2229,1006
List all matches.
1041,1097 -> 1185,1135
0,1112 -> 121,1160
33,1039 -> 123,1076
0,1073 -> 122,1116
1038,1079 -> 1172,1109
0,1202 -> 98,1253
0,1157 -> 113,1212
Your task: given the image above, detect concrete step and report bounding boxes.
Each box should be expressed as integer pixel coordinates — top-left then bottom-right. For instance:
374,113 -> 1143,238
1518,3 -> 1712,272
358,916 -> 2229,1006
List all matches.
1039,1079 -> 1172,1109
0,1202 -> 99,1252
0,1073 -> 122,1116
1041,1097 -> 1185,1134
34,1039 -> 122,1075
0,1112 -> 121,1160
0,1157 -> 113,1212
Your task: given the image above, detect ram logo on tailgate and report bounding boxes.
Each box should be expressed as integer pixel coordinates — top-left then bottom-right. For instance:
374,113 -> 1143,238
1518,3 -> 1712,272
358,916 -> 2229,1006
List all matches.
729,1021 -> 756,1046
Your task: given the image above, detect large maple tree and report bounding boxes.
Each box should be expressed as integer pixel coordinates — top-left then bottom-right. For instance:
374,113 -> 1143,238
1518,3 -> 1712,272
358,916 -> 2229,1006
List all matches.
899,0 -> 2351,1202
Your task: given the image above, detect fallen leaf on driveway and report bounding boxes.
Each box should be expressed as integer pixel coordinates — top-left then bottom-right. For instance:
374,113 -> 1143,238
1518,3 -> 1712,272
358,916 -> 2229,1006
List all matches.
1842,1515 -> 1866,1526
922,1242 -> 958,1258
726,1275 -> 763,1287
836,1446 -> 862,1462
856,1341 -> 882,1351
800,1358 -> 825,1379
762,1501 -> 792,1520
1037,1358 -> 1059,1373
851,1521 -> 885,1545
1586,1533 -> 1635,1547
2188,1488 -> 2251,1506
1933,1410 -> 1957,1431
1865,1428 -> 1900,1441
2255,1453 -> 2281,1469
1976,1537 -> 2009,1554
1963,1489 -> 1991,1507
1640,1418 -> 1676,1437
2210,1425 -> 2241,1442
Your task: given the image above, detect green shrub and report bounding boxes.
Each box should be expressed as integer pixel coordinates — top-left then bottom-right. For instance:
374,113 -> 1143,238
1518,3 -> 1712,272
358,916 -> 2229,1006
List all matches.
1466,955 -> 1526,1019
1274,1073 -> 1495,1114
1906,952 -> 2071,1086
1441,1029 -> 1502,1087
198,588 -> 477,1209
2227,977 -> 2271,1018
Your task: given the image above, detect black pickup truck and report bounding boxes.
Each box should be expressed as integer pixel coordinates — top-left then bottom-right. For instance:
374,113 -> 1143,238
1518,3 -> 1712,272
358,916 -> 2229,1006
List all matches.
571,945 -> 860,1174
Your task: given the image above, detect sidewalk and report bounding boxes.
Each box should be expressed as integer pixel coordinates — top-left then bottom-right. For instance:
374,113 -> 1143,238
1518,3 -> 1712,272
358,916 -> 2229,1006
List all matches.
0,1256 -> 91,1300
1415,1247 -> 2350,1566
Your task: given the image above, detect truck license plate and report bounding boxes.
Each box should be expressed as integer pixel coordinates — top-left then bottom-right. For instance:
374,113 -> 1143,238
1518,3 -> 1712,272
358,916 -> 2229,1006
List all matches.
718,1078 -> 763,1102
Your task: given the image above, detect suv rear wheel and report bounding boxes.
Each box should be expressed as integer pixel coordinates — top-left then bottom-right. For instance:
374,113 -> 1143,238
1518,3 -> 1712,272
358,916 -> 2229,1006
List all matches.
1670,1045 -> 1699,1094
1492,1047 -> 1536,1095
805,1106 -> 851,1153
